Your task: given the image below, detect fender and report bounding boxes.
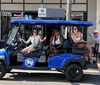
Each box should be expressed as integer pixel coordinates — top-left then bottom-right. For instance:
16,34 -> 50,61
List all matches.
63,59 -> 86,69
0,49 -> 9,69
0,57 -> 9,70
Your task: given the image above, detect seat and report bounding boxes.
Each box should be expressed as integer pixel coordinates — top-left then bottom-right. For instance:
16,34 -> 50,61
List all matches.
24,42 -> 44,58
68,37 -> 88,54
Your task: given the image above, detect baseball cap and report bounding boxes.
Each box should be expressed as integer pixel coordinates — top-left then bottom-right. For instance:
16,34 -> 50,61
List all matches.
93,30 -> 99,33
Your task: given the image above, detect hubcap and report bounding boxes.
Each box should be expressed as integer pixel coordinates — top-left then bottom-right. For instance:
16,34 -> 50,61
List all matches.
69,68 -> 80,78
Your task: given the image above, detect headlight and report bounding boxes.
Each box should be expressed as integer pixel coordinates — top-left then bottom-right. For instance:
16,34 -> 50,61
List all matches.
0,55 -> 5,59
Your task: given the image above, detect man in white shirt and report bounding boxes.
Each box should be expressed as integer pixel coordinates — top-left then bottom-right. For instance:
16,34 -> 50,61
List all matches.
88,29 -> 100,52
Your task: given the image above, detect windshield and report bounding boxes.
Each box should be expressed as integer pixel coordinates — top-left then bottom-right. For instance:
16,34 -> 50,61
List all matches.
7,26 -> 19,45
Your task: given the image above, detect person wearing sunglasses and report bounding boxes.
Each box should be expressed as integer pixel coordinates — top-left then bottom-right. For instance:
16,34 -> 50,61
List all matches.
21,29 -> 46,54
71,26 -> 93,63
46,29 -> 64,60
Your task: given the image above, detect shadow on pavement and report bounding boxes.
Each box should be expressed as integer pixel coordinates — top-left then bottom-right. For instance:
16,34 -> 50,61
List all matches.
1,72 -> 100,84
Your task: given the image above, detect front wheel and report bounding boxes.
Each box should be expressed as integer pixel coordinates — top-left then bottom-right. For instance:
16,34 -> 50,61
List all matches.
0,65 -> 6,79
64,64 -> 83,82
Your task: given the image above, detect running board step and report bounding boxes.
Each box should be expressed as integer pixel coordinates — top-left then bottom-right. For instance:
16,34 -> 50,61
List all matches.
85,63 -> 98,69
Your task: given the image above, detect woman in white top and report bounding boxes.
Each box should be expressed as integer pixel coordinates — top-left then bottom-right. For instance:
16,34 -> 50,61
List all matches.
71,26 -> 92,63
46,29 -> 64,59
50,29 -> 64,52
21,29 -> 46,54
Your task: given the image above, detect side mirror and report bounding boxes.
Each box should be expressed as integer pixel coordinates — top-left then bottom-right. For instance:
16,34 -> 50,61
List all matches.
0,40 -> 6,49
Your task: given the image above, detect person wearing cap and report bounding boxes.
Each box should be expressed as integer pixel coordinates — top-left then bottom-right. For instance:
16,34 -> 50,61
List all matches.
45,28 -> 64,60
88,29 -> 100,45
88,29 -> 100,61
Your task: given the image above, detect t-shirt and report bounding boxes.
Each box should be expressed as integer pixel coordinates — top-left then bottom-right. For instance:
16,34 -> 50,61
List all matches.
92,34 -> 100,52
92,34 -> 100,41
28,35 -> 41,45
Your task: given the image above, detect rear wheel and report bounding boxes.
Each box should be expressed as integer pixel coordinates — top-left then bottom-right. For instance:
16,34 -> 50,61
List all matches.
0,65 -> 6,79
64,64 -> 83,82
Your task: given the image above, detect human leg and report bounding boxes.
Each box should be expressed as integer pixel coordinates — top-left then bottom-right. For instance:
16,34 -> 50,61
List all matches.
21,47 -> 34,54
45,48 -> 51,61
85,44 -> 92,62
21,47 -> 30,54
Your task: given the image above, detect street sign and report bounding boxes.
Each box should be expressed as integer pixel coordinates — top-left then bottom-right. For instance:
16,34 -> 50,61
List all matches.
38,8 -> 46,17
38,8 -> 65,18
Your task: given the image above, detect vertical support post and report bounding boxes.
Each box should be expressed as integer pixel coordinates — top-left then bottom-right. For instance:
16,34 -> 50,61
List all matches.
0,12 -> 1,40
41,0 -> 44,8
64,0 -> 72,39
66,0 -> 72,20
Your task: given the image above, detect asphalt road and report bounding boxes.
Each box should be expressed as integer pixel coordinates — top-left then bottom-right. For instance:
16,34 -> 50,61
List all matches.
0,70 -> 100,85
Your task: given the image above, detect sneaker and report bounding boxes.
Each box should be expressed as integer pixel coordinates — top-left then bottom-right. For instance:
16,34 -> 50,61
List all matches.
89,60 -> 94,64
89,60 -> 97,64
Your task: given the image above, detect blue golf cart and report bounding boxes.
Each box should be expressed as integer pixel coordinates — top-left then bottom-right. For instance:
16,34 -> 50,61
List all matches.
0,19 -> 98,82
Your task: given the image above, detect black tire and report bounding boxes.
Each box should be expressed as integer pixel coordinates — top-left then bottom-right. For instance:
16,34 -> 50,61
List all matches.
64,64 -> 83,82
0,65 -> 6,79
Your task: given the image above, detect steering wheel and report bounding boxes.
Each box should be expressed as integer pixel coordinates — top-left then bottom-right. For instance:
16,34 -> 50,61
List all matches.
10,38 -> 25,51
17,38 -> 27,48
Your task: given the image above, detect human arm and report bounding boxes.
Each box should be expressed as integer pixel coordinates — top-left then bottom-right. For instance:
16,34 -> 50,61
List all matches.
95,41 -> 100,44
49,36 -> 53,51
87,27 -> 92,36
40,36 -> 46,42
71,34 -> 80,43
79,32 -> 83,41
90,40 -> 95,45
21,38 -> 30,44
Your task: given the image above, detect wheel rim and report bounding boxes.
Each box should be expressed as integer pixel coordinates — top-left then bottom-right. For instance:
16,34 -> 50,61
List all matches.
69,68 -> 80,79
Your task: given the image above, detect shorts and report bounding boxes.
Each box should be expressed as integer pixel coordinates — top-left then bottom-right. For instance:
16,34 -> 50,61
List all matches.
28,44 -> 38,51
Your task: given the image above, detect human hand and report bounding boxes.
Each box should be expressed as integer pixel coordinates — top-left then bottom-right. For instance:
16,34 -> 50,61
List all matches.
53,49 -> 58,53
80,40 -> 85,42
43,37 -> 47,40
19,38 -> 23,41
95,41 -> 100,44
90,41 -> 95,45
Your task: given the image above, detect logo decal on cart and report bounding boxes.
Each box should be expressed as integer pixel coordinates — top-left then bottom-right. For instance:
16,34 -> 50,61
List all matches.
25,58 -> 34,67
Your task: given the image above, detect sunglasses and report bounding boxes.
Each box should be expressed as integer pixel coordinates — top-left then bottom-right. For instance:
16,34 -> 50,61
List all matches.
54,31 -> 59,33
33,31 -> 37,33
73,28 -> 77,30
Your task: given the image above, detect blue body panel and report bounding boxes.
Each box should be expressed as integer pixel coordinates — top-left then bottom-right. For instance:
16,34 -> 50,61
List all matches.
0,49 -> 83,69
0,48 -> 10,65
23,57 -> 38,68
48,54 -> 82,68
0,49 -> 6,55
11,19 -> 93,26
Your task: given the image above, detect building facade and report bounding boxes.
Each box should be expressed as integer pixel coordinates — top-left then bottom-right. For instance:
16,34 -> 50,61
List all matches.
0,0 -> 99,42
